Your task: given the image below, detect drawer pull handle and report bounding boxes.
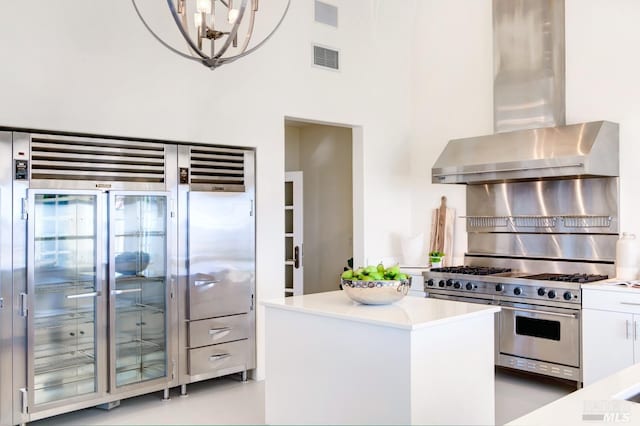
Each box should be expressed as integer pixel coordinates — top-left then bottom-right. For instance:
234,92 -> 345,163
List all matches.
621,302 -> 640,306
209,353 -> 231,362
209,327 -> 231,336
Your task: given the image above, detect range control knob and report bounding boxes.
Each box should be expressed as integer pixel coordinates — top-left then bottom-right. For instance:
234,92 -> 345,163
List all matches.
495,284 -> 504,292
466,282 -> 473,291
438,280 -> 445,288
563,291 -> 573,301
537,288 -> 547,296
513,287 -> 522,296
548,290 -> 557,299
427,279 -> 435,287
446,279 -> 454,287
453,282 -> 461,289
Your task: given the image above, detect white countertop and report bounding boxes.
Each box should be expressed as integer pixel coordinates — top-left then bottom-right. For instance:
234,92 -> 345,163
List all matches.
508,363 -> 640,425
262,290 -> 499,331
582,278 -> 640,294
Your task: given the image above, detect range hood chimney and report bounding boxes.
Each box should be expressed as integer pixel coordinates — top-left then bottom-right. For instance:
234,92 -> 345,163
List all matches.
432,0 -> 619,184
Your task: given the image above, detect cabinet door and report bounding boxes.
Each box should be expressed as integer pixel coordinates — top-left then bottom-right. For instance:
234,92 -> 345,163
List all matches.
109,193 -> 169,390
187,191 -> 254,320
635,315 -> 640,364
28,191 -> 102,409
583,309 -> 635,385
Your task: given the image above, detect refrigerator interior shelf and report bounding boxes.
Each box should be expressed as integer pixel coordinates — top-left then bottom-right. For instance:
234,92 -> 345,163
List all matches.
34,235 -> 96,241
34,373 -> 96,393
113,231 -> 166,238
34,350 -> 95,375
33,309 -> 95,326
35,281 -> 95,294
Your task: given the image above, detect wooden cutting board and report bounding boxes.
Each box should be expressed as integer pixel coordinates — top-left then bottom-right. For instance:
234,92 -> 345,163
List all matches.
429,196 -> 455,265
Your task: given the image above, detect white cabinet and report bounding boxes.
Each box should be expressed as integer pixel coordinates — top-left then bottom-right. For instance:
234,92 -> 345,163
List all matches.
582,288 -> 640,385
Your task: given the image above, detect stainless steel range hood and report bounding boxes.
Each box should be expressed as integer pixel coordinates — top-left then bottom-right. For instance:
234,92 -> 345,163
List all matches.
432,0 -> 619,185
432,121 -> 619,184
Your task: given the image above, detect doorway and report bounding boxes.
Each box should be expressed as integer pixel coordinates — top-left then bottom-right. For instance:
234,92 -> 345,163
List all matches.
284,119 -> 354,295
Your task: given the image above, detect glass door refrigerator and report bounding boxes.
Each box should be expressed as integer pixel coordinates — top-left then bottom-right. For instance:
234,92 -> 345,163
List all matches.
27,190 -> 105,409
11,132 -> 177,424
108,192 -> 170,390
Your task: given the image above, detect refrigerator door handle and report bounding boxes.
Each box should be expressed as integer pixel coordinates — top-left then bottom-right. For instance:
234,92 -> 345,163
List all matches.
194,279 -> 220,287
66,291 -> 101,299
20,292 -> 28,317
111,288 -> 143,295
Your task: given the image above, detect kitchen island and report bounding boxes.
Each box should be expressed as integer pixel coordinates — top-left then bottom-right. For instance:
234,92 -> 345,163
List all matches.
263,290 -> 500,425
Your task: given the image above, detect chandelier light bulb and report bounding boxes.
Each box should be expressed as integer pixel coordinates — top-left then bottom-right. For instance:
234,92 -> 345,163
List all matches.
228,8 -> 239,24
196,0 -> 212,14
194,12 -> 203,28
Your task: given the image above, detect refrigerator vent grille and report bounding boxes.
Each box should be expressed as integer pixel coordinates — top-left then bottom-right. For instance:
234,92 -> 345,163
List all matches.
30,135 -> 166,183
190,146 -> 246,191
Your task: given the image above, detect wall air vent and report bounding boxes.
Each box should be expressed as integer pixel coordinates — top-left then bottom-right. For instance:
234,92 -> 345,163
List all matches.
313,45 -> 339,70
189,146 -> 247,192
29,134 -> 166,190
314,1 -> 338,27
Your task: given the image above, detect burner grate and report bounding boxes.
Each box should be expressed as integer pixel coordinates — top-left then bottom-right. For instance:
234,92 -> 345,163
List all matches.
521,273 -> 609,283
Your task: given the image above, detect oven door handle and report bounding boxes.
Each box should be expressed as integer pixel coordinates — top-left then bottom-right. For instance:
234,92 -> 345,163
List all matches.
500,305 -> 577,319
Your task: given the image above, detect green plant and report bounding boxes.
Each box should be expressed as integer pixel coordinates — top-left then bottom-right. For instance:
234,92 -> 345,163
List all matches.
429,251 -> 445,258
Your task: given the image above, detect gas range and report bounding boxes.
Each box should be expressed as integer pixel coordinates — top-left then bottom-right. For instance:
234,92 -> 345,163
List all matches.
424,266 -> 609,306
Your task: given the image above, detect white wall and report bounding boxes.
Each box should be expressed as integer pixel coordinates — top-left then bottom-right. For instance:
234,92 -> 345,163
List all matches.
284,126 -> 301,172
565,0 -> 640,235
0,0 -> 414,379
409,0 -> 494,265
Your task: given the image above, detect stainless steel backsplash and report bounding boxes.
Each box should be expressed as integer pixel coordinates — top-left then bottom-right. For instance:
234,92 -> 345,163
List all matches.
466,178 -> 619,262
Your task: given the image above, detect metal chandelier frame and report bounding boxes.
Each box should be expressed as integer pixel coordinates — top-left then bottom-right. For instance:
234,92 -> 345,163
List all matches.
132,0 -> 291,69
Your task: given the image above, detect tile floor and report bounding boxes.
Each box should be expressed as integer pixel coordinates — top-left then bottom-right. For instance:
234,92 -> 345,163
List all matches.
31,369 -> 574,425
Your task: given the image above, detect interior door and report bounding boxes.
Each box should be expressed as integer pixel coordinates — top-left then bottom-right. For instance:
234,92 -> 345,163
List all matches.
187,191 -> 254,320
27,189 -> 103,409
284,171 -> 303,296
108,192 -> 169,390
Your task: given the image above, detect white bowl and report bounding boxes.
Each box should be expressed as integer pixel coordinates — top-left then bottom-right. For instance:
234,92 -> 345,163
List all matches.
341,278 -> 411,305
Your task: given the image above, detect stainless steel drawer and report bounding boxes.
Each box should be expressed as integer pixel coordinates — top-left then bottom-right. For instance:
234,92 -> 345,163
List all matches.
188,339 -> 250,376
188,314 -> 251,348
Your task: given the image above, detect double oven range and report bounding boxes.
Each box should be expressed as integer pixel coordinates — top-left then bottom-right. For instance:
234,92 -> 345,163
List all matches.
423,265 -> 610,383
422,176 -> 619,385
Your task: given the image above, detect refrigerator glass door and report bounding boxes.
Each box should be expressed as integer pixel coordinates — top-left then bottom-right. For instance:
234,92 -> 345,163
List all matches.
109,193 -> 168,389
28,190 -> 101,408
188,191 -> 254,320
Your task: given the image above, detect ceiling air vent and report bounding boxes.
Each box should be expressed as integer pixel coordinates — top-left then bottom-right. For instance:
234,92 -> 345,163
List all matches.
313,45 -> 339,70
189,146 -> 247,192
30,134 -> 166,190
314,1 -> 338,27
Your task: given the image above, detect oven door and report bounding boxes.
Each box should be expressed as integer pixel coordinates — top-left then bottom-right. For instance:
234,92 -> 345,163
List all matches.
499,301 -> 580,367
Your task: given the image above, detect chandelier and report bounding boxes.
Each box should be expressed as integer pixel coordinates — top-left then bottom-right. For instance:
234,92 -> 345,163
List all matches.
132,0 -> 291,70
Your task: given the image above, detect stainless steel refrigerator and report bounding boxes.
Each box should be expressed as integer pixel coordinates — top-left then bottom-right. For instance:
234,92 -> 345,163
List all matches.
9,133 -> 179,423
3,130 -> 256,424
176,145 -> 256,393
